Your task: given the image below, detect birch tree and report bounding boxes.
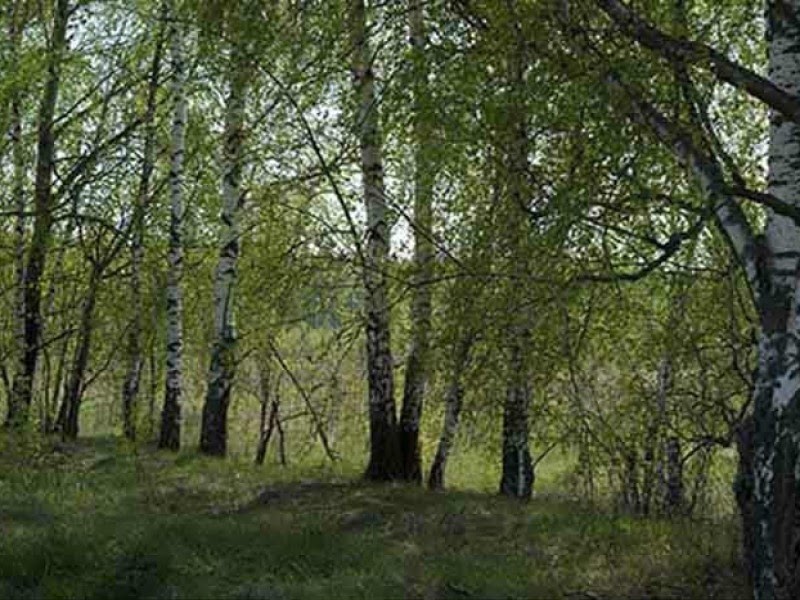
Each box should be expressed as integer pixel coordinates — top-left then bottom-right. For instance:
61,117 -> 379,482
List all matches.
564,0 -> 800,596
6,1 -> 27,426
6,0 -> 71,428
398,0 -> 436,484
350,0 -> 402,480
428,332 -> 473,490
199,40 -> 249,457
498,17 -> 535,500
159,2 -> 187,451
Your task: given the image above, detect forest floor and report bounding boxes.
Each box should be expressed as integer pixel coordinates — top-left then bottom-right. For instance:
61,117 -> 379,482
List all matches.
0,435 -> 747,600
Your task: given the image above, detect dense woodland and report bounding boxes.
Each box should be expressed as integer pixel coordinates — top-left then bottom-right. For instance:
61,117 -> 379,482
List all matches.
1,0 -> 799,598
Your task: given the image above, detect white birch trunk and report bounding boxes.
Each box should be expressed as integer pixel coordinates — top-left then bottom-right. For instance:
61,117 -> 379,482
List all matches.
200,47 -> 248,457
399,0 -> 435,483
350,0 -> 402,480
499,27 -> 534,500
8,5 -> 26,422
6,0 -> 70,428
159,6 -> 186,450
428,332 -> 473,490
750,4 -> 800,597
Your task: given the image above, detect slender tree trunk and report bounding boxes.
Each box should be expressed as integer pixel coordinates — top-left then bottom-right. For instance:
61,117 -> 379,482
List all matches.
159,7 -> 186,451
664,436 -> 683,514
260,372 -> 286,466
6,0 -> 70,428
500,340 -> 534,500
643,357 -> 671,515
148,326 -> 158,440
55,265 -> 101,440
200,47 -> 248,457
276,386 -> 287,467
47,323 -> 70,434
498,25 -> 534,501
41,239 -> 69,433
326,371 -> 342,447
254,358 -> 272,465
7,2 -> 26,420
428,333 -> 473,491
736,414 -> 756,590
123,24 -> 164,442
350,0 -> 402,481
399,0 -> 435,484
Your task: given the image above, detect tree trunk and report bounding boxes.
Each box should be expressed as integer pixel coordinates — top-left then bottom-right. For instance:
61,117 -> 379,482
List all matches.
46,323 -> 70,434
41,240 -> 70,433
644,357 -> 671,515
498,23 -> 534,501
499,341 -> 534,500
55,265 -> 101,440
750,327 -> 800,600
750,5 -> 800,598
735,414 -> 756,590
588,2 -> 800,595
326,371 -> 342,447
200,45 -> 248,457
399,0 -> 435,484
428,333 -> 473,491
664,436 -> 683,515
6,0 -> 70,428
350,0 -> 402,481
123,22 -> 164,442
7,2 -> 26,422
276,377 -> 288,467
254,358 -> 272,466
159,6 -> 186,451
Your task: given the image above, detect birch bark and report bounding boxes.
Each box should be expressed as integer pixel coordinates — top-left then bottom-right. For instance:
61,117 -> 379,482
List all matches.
159,5 -> 187,451
498,27 -> 534,500
200,46 -> 248,457
350,0 -> 402,480
399,0 -> 435,483
428,332 -> 473,490
596,2 -> 800,593
749,4 -> 800,597
6,2 -> 26,422
6,0 -> 70,428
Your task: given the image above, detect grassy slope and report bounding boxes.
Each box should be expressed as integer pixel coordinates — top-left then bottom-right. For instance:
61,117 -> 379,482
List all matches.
0,435 -> 745,600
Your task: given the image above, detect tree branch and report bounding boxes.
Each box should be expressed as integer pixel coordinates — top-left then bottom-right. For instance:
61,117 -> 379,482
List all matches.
596,0 -> 800,122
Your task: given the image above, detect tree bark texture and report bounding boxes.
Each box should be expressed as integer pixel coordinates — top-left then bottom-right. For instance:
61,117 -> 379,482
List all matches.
428,333 -> 473,491
6,0 -> 70,428
498,23 -> 534,501
200,45 -> 248,457
350,0 -> 402,481
748,5 -> 800,597
159,4 -> 187,451
399,0 -> 436,484
55,265 -> 101,440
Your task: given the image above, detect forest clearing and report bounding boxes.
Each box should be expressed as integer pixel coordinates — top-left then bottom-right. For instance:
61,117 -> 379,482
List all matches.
1,0 -> 799,598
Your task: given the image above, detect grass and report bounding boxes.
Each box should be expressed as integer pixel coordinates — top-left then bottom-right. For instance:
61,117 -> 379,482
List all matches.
0,434 -> 747,599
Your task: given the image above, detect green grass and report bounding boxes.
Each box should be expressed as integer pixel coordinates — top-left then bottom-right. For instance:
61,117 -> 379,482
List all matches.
0,434 -> 746,599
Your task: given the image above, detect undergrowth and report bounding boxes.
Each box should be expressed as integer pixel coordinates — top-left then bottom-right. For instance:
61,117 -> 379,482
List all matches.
0,434 -> 746,599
